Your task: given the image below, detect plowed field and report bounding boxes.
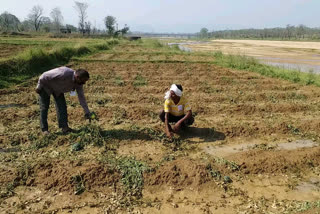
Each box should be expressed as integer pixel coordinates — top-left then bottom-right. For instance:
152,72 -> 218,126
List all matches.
1,40 -> 320,213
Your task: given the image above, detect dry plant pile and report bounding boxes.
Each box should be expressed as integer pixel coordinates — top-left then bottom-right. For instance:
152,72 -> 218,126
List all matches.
0,39 -> 320,213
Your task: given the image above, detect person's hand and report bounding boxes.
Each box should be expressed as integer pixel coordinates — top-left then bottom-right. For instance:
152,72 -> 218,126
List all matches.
85,113 -> 92,122
166,131 -> 174,139
85,112 -> 98,122
35,88 -> 41,94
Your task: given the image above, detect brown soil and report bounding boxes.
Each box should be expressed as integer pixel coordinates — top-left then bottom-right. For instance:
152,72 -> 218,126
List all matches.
144,159 -> 212,188
232,147 -> 320,174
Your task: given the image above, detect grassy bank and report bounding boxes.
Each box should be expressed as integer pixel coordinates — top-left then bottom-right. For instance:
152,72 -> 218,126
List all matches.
212,51 -> 320,87
0,38 -> 120,88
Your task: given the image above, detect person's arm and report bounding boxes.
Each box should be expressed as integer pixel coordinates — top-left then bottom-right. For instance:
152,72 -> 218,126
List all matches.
76,86 -> 90,115
36,74 -> 49,93
174,110 -> 192,132
164,99 -> 173,138
165,112 -> 173,138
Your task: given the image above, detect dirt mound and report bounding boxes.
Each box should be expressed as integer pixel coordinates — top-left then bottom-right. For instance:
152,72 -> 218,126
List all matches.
31,161 -> 120,192
232,146 -> 320,174
144,159 -> 212,189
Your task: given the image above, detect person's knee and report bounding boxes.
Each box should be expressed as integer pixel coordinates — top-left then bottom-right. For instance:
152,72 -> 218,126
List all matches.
187,116 -> 194,125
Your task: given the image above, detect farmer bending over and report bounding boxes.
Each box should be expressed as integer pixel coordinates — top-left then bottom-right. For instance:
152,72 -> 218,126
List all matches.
36,66 -> 93,134
159,84 -> 194,138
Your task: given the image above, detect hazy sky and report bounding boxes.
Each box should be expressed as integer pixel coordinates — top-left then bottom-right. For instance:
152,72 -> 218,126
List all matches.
1,0 -> 319,33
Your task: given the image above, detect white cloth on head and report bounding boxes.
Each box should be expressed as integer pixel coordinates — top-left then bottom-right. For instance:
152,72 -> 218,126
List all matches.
164,84 -> 182,100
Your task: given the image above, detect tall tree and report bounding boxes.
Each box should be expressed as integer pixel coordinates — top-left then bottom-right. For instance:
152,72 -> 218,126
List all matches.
0,12 -> 21,32
74,1 -> 88,35
28,5 -> 44,31
41,17 -> 52,32
297,24 -> 306,39
104,16 -> 116,36
50,7 -> 63,32
199,27 -> 209,38
121,24 -> 130,35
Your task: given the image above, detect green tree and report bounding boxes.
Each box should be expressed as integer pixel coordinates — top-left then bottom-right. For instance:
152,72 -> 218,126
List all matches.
297,24 -> 306,39
40,17 -> 52,32
0,12 -> 21,32
121,24 -> 130,35
199,27 -> 209,38
104,16 -> 116,36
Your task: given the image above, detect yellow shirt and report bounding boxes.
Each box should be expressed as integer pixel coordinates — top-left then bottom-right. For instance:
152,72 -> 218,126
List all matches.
164,96 -> 191,116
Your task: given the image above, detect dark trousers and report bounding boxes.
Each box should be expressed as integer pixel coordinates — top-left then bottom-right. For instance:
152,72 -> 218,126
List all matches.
39,90 -> 68,131
159,110 -> 194,125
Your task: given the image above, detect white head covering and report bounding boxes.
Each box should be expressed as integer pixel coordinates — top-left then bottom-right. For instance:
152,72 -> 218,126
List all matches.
164,84 -> 183,100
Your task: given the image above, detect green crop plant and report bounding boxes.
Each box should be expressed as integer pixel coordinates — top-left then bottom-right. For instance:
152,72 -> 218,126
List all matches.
70,124 -> 105,148
214,157 -> 240,171
0,182 -> 15,199
94,43 -> 110,51
133,74 -> 147,87
206,164 -> 222,180
70,173 -> 85,195
15,161 -> 33,186
287,124 -> 300,135
101,154 -> 150,198
32,134 -> 57,150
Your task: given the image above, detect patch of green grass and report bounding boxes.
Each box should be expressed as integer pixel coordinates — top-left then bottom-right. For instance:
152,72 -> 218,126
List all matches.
133,74 -> 147,87
213,51 -> 320,87
0,38 -> 120,89
143,39 -> 164,48
94,43 -> 110,51
114,75 -> 125,86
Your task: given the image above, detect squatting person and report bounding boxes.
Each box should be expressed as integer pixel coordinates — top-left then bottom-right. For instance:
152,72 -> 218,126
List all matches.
35,66 -> 93,134
159,84 -> 194,138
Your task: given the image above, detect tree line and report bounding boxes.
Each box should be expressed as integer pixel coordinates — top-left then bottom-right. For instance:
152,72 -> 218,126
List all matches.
0,1 -> 129,36
198,25 -> 320,40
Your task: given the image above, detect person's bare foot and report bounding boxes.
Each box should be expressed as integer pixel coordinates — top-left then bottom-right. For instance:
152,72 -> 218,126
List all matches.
43,131 -> 50,135
62,127 -> 73,134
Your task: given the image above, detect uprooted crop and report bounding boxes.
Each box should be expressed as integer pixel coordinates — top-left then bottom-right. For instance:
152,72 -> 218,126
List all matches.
99,154 -> 150,198
70,124 -> 105,149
